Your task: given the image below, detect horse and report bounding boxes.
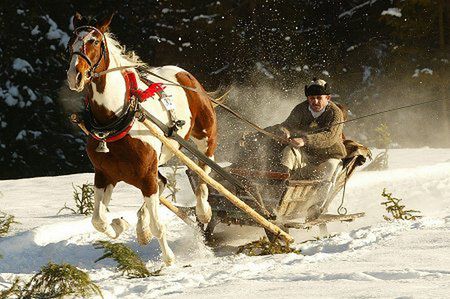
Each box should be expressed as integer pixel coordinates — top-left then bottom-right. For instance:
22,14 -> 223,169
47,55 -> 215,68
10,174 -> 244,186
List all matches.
66,13 -> 217,265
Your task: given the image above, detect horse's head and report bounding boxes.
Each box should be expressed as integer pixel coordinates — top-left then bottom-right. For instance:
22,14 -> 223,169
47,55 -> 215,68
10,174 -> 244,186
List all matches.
66,13 -> 113,92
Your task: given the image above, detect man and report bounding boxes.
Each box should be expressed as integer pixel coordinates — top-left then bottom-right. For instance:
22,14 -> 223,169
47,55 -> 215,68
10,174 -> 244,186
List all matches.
275,77 -> 346,180
267,78 -> 348,220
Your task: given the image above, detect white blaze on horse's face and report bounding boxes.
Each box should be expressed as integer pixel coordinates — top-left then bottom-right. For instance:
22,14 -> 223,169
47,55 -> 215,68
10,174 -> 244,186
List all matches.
67,30 -> 95,92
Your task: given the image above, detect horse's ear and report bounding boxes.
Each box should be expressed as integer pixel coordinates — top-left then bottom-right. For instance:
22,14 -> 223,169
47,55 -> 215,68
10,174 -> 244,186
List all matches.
96,13 -> 114,33
72,12 -> 86,29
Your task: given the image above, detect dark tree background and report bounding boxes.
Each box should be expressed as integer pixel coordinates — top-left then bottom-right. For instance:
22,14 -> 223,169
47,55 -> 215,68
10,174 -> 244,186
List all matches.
0,0 -> 449,179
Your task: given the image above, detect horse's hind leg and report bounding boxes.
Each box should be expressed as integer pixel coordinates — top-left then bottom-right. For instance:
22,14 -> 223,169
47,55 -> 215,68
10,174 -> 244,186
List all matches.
142,175 -> 175,266
91,174 -> 129,238
192,137 -> 214,224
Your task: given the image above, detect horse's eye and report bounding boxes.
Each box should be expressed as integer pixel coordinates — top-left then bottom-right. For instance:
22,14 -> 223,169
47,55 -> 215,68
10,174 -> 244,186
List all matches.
93,40 -> 100,46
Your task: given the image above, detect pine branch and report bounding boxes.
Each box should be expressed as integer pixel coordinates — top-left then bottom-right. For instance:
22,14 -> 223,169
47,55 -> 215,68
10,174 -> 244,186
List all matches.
381,188 -> 422,221
1,263 -> 103,299
237,237 -> 301,256
0,212 -> 17,237
58,183 -> 95,216
94,241 -> 153,278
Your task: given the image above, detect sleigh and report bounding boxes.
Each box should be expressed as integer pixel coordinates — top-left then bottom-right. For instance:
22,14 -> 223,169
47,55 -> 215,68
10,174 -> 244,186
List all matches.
185,139 -> 371,241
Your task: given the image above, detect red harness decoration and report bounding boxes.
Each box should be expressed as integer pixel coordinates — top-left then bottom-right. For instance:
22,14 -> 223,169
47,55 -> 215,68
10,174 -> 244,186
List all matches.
123,71 -> 165,102
85,71 -> 164,143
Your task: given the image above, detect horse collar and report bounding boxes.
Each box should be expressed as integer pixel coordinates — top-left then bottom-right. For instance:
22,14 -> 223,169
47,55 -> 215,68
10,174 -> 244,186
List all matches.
83,71 -> 137,144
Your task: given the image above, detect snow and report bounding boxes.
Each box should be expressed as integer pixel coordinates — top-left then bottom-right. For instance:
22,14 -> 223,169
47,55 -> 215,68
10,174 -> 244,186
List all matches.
193,14 -> 218,21
210,63 -> 229,75
3,94 -> 18,106
339,0 -> 378,19
413,68 -> 433,78
381,8 -> 402,17
255,62 -> 274,79
15,130 -> 42,140
362,65 -> 372,82
30,25 -> 40,36
1,82 -> 21,107
42,15 -> 70,47
0,149 -> 450,298
149,36 -> 175,45
24,86 -> 37,101
12,58 -> 34,73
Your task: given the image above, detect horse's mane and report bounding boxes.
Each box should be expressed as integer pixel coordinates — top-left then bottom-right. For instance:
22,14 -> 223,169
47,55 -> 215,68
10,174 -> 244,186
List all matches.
105,33 -> 150,72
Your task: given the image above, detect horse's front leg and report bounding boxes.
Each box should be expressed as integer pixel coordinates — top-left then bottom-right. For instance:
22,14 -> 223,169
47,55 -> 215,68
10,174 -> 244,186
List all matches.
92,184 -> 129,238
142,178 -> 175,266
136,171 -> 167,245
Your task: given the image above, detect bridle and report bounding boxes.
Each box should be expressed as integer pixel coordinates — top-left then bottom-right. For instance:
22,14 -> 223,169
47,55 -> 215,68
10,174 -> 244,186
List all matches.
69,25 -> 107,79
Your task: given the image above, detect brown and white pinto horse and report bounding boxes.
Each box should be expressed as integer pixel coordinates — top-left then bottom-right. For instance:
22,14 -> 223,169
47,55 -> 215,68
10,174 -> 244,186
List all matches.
66,13 -> 217,265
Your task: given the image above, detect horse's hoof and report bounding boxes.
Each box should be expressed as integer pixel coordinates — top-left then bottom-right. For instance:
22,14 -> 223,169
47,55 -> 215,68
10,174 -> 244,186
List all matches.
162,250 -> 175,266
111,218 -> 130,238
196,205 -> 212,224
136,205 -> 152,245
136,224 -> 152,245
91,219 -> 108,233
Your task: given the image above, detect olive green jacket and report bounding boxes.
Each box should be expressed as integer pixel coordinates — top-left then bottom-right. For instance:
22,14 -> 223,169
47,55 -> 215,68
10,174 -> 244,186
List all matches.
279,101 -> 347,164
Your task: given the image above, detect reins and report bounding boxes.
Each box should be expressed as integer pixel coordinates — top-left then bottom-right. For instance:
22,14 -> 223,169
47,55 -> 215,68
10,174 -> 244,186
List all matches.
307,98 -> 447,135
92,65 -> 299,147
85,64 -> 448,146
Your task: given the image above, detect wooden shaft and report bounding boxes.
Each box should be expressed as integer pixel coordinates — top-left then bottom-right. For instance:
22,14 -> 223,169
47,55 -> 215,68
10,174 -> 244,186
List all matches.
159,195 -> 196,227
70,113 -> 90,136
139,117 -> 294,243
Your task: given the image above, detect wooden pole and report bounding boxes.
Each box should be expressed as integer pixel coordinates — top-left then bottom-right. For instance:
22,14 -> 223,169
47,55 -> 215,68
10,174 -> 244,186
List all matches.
70,114 -> 90,136
138,115 -> 295,243
159,195 -> 196,227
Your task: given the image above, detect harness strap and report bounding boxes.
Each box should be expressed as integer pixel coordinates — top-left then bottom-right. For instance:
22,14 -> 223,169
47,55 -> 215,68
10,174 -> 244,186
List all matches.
124,71 -> 165,102
83,71 -> 169,144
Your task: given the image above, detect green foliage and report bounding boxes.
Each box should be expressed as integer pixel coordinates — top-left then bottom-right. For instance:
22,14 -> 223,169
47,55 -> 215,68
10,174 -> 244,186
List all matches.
0,211 -> 17,237
0,263 -> 103,299
94,241 -> 154,278
237,237 -> 301,256
58,183 -> 95,216
381,188 -> 422,221
0,278 -> 22,299
363,151 -> 389,171
375,123 -> 392,149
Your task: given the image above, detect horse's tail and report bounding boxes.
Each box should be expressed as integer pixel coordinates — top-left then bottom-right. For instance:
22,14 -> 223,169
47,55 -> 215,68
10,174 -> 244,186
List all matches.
208,87 -> 232,108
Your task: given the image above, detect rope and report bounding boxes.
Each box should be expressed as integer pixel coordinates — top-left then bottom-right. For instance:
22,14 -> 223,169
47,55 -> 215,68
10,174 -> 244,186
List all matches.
308,98 -> 446,134
89,65 -> 448,145
94,65 -> 299,147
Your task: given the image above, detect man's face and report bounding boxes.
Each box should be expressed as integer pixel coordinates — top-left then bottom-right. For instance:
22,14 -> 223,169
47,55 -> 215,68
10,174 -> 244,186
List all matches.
307,95 -> 330,112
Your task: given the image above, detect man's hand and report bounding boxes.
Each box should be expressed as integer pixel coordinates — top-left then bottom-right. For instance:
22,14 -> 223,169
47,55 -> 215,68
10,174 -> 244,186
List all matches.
280,127 -> 290,139
290,137 -> 305,147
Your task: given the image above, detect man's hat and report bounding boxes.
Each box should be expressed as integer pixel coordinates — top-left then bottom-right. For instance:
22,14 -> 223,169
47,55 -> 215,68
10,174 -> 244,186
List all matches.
305,77 -> 330,96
